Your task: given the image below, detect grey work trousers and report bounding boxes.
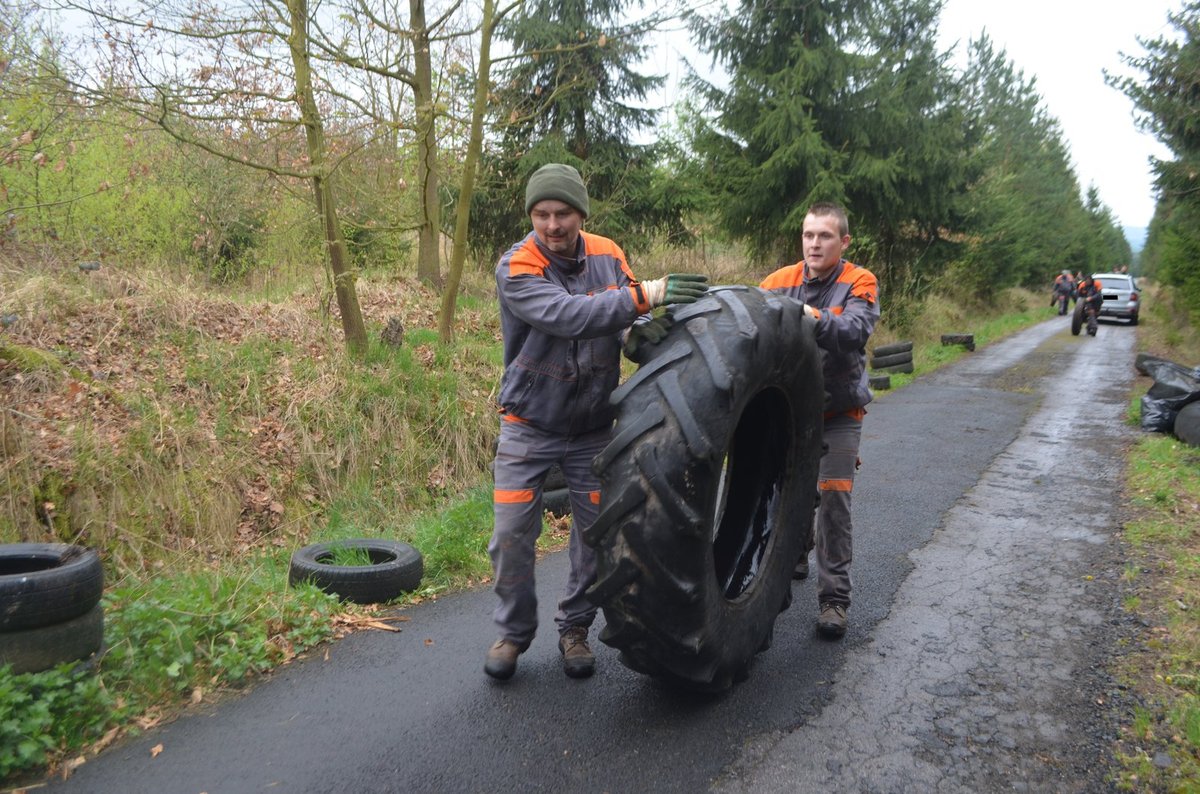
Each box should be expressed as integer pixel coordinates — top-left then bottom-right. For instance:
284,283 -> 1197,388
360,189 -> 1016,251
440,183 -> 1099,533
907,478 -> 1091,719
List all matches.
489,419 -> 608,647
813,411 -> 863,608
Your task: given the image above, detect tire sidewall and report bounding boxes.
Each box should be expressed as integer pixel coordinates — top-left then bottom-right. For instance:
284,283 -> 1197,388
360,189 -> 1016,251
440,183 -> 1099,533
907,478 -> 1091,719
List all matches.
0,544 -> 104,632
288,539 -> 424,604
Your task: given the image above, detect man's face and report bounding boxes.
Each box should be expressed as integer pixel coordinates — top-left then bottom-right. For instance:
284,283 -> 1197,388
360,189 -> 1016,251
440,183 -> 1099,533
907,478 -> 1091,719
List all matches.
801,213 -> 850,279
531,199 -> 583,255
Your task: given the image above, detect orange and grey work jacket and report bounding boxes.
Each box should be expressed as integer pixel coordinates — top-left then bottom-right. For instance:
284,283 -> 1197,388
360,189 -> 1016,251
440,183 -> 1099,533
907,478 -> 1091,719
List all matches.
496,230 -> 652,436
1078,278 -> 1104,304
760,259 -> 880,414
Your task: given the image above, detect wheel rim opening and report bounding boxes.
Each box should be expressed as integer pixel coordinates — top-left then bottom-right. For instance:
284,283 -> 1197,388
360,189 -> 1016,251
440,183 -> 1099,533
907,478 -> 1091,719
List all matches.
0,558 -> 55,576
315,547 -> 398,567
711,387 -> 792,600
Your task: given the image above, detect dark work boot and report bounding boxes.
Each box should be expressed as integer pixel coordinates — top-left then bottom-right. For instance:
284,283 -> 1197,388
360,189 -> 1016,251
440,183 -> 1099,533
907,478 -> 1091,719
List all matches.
558,626 -> 595,678
793,546 -> 812,580
817,602 -> 848,638
484,638 -> 526,680
793,557 -> 809,580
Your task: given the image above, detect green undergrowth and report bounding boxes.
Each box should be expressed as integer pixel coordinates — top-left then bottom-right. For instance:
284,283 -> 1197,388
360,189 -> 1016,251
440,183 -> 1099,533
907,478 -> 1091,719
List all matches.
0,557 -> 340,782
1113,282 -> 1200,792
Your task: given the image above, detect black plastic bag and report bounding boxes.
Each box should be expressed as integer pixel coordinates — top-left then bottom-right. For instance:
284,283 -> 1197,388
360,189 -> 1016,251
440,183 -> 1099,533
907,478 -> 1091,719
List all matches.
1140,358 -> 1200,433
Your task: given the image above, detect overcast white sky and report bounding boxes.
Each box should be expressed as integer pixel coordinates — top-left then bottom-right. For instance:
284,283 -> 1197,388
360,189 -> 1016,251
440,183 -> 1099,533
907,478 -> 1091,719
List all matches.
646,1 -> 1181,233
937,0 -> 1178,231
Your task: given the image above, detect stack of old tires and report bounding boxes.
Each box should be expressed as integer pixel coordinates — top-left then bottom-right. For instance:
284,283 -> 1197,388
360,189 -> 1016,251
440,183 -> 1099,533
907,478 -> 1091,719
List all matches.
868,340 -> 913,390
0,543 -> 105,674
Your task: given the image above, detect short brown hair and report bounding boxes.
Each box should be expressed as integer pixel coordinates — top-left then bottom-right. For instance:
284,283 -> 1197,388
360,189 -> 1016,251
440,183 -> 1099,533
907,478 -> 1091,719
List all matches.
806,202 -> 849,237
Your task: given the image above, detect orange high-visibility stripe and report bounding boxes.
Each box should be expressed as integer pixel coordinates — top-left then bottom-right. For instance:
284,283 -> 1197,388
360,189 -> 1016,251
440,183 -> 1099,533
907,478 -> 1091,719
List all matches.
589,491 -> 601,505
838,263 -> 878,304
819,479 -> 854,492
494,488 -> 535,504
629,284 -> 652,314
581,230 -> 624,259
507,237 -> 549,278
501,413 -> 528,423
823,407 -> 866,421
759,262 -> 805,291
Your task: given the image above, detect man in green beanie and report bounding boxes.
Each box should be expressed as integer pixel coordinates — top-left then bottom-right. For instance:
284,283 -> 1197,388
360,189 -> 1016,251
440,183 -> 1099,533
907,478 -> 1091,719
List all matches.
485,163 -> 708,681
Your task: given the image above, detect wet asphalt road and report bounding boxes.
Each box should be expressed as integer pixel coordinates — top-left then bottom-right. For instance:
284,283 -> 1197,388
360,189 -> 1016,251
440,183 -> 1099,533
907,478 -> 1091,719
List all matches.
47,316 -> 1137,794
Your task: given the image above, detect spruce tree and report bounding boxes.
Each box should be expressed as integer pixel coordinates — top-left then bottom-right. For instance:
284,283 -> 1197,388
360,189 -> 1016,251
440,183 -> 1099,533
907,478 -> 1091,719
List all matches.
469,0 -> 689,259
688,0 -> 966,293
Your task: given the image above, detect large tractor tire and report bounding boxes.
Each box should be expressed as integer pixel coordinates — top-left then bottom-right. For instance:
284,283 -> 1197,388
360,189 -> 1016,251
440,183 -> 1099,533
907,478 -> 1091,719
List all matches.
585,287 -> 824,692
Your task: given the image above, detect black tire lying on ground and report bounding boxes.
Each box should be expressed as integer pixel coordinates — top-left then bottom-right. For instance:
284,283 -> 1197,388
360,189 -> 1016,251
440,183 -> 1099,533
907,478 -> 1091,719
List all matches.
1071,302 -> 1084,336
585,286 -> 824,692
0,543 -> 103,632
940,333 -> 975,346
872,340 -> 913,357
1175,401 -> 1200,447
873,361 -> 914,374
869,351 -> 913,369
0,604 -> 104,675
288,539 -> 424,604
868,374 -> 891,390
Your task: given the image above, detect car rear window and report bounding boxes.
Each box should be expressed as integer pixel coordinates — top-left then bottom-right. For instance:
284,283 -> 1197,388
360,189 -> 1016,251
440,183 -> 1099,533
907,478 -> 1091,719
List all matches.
1101,277 -> 1133,291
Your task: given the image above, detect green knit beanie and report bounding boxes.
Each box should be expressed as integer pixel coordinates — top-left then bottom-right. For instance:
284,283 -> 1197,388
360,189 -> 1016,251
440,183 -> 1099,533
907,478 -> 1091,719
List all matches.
524,163 -> 590,218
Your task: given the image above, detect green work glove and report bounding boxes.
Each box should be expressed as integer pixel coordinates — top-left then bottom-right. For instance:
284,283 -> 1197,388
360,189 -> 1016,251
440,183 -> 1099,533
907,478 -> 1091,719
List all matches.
644,273 -> 709,307
623,313 -> 674,362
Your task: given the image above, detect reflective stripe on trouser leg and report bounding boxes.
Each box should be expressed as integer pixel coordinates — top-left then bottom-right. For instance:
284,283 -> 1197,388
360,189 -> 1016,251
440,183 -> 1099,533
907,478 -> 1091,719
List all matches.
489,420 -> 556,646
553,426 -> 609,633
815,412 -> 863,608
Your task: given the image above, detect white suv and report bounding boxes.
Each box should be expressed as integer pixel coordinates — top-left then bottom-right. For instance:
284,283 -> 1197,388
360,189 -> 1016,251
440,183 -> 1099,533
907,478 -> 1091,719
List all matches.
1091,273 -> 1140,325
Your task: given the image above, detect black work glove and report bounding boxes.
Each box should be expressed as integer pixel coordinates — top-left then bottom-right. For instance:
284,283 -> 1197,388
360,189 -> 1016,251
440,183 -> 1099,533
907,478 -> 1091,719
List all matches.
623,313 -> 674,362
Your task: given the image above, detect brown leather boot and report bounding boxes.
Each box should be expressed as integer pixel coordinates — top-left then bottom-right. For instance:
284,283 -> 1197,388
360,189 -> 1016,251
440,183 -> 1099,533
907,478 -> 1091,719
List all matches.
558,626 -> 595,678
817,602 -> 847,638
484,638 -> 526,680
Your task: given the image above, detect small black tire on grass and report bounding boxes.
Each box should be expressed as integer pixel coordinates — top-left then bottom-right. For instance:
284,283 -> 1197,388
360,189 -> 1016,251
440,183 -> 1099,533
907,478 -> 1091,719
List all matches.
0,604 -> 104,675
288,539 -> 424,604
868,375 -> 891,390
872,341 -> 913,357
1174,402 -> 1200,447
543,487 -> 571,516
940,333 -> 975,347
0,544 -> 104,632
869,351 -> 913,369
873,361 -> 914,374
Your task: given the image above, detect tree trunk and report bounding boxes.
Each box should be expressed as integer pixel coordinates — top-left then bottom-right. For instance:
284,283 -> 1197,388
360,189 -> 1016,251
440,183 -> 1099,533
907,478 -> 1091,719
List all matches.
287,0 -> 368,357
439,0 -> 497,342
411,0 -> 442,288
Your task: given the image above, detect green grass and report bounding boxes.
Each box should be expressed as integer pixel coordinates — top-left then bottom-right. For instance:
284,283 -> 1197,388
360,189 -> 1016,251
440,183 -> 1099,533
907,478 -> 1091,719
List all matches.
1112,281 -> 1200,792
0,555 -> 339,781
